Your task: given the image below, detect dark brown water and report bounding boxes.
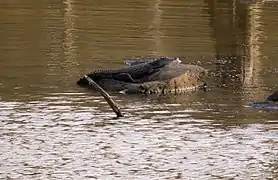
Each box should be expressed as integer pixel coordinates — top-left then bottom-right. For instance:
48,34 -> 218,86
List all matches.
0,0 -> 278,179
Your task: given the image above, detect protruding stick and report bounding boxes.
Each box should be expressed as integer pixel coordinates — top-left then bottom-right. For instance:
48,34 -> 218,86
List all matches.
84,75 -> 124,118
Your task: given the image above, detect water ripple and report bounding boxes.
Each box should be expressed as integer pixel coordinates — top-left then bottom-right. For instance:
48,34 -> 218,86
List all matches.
1,0 -> 278,179
0,93 -> 277,179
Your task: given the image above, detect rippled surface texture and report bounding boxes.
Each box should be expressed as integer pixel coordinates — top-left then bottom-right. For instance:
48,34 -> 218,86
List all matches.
0,0 -> 278,179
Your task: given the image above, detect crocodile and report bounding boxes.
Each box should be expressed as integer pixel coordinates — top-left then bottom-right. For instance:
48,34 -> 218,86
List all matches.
77,57 -> 181,86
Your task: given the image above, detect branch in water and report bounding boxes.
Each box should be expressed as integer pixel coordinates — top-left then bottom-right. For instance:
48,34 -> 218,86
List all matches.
84,75 -> 124,118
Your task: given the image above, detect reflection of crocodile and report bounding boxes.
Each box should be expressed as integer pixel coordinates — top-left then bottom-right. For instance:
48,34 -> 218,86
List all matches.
77,57 -> 181,86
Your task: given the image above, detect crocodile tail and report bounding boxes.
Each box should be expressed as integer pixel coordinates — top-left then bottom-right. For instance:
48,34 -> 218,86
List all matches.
90,68 -> 115,74
77,69 -> 115,86
77,76 -> 88,86
77,74 -> 96,86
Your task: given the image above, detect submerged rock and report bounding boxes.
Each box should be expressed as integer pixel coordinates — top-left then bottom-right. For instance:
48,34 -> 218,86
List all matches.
249,101 -> 278,111
249,91 -> 278,110
267,91 -> 278,102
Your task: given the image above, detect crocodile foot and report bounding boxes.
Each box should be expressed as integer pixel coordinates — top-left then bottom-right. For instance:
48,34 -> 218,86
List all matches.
114,73 -> 136,83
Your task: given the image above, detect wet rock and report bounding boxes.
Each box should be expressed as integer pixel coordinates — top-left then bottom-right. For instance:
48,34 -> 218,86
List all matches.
267,91 -> 278,102
249,91 -> 278,110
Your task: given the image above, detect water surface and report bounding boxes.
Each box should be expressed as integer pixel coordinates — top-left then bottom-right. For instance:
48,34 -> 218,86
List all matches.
0,0 -> 278,179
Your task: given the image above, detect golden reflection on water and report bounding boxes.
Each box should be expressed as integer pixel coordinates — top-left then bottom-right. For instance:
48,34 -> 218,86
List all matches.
62,0 -> 79,81
63,0 -> 77,66
148,0 -> 163,56
242,2 -> 263,87
204,0 -> 274,96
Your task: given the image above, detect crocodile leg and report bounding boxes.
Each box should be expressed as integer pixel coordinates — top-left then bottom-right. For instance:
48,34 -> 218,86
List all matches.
114,73 -> 136,83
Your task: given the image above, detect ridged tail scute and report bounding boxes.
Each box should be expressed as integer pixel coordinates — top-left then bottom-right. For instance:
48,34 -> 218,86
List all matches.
77,68 -> 122,86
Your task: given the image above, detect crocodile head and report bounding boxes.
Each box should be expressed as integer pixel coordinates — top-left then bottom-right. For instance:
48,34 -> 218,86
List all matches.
149,57 -> 182,69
